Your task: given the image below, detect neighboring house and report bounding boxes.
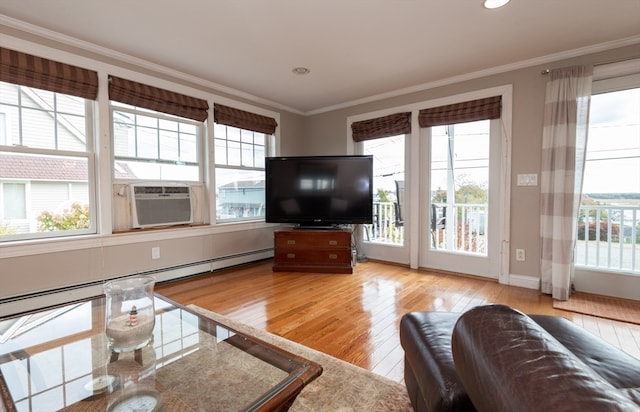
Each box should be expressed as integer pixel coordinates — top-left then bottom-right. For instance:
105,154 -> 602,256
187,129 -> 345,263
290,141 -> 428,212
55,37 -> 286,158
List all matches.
0,84 -> 89,234
218,180 -> 265,218
0,85 -> 142,235
0,153 -> 88,233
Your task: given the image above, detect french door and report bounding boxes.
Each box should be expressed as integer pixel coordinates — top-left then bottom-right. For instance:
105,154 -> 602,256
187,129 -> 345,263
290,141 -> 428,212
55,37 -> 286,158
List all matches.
420,118 -> 504,279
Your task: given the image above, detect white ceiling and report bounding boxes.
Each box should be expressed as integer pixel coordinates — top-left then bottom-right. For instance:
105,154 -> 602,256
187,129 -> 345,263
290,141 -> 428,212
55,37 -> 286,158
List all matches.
1,1 -> 640,114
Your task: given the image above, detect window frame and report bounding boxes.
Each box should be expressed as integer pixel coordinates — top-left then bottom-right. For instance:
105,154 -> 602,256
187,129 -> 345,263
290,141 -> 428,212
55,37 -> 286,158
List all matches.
0,82 -> 97,242
213,122 -> 274,224
575,66 -> 640,273
110,102 -> 206,184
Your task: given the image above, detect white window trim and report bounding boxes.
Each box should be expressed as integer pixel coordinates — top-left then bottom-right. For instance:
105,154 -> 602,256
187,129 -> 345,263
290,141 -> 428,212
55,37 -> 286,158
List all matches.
110,103 -> 206,184
347,85 -> 513,281
1,34 -> 280,252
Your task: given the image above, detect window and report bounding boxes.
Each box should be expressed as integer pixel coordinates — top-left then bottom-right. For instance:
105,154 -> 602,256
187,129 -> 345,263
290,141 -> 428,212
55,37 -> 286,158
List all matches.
212,103 -> 277,223
576,71 -> 640,273
430,120 -> 489,254
111,102 -> 203,182
0,82 -> 94,241
363,135 -> 405,245
214,123 -> 268,222
2,183 -> 26,219
0,112 -> 6,145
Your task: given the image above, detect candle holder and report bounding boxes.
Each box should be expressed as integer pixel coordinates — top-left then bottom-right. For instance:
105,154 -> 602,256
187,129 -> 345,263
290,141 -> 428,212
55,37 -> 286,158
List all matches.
104,275 -> 156,352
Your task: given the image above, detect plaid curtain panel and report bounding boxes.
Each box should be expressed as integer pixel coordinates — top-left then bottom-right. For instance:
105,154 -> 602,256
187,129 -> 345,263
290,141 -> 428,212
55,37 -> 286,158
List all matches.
540,65 -> 593,301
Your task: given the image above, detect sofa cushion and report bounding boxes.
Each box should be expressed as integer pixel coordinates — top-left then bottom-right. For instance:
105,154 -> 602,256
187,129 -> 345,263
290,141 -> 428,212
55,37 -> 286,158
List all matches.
400,311 -> 475,412
451,304 -> 640,412
530,314 -> 640,388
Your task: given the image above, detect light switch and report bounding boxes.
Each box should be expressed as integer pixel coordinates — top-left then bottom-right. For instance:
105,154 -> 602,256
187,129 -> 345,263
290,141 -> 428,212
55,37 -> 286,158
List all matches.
517,174 -> 527,186
517,174 -> 538,186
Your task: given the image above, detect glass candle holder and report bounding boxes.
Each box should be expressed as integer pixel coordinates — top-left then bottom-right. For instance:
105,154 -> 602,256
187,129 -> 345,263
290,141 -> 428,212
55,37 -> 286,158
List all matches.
104,275 -> 156,352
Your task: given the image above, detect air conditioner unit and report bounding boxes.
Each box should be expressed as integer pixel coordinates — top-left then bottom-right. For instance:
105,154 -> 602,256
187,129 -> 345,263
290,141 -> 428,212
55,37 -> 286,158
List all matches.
131,184 -> 193,228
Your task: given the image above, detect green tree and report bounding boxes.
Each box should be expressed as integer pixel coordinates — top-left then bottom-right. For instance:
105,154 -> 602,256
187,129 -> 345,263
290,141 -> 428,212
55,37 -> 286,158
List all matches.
377,188 -> 392,203
432,176 -> 487,204
431,189 -> 447,203
455,176 -> 487,204
0,223 -> 16,236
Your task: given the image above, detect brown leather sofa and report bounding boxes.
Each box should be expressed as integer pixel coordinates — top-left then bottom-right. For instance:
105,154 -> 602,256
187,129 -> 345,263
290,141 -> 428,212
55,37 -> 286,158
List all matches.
400,304 -> 640,412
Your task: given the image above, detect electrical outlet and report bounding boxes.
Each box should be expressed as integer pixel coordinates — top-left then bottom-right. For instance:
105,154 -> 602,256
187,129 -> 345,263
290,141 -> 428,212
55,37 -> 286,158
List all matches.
515,248 -> 525,261
152,247 -> 160,259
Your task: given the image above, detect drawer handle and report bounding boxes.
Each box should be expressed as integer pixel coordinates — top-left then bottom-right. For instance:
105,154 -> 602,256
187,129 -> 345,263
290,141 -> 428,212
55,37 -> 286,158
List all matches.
287,240 -> 296,245
328,240 -> 338,246
287,253 -> 296,259
328,254 -> 338,260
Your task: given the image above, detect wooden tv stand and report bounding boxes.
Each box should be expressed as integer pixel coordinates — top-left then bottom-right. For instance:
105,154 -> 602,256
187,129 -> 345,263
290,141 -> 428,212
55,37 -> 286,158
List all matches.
273,229 -> 353,274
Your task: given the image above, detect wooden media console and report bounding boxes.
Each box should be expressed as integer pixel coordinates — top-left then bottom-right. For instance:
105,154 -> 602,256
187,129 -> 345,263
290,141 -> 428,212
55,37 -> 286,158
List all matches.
273,229 -> 353,274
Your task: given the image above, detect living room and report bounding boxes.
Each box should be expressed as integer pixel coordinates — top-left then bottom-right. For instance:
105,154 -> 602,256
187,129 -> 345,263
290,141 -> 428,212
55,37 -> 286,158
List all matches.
1,2 -> 639,318
1,2 -> 640,410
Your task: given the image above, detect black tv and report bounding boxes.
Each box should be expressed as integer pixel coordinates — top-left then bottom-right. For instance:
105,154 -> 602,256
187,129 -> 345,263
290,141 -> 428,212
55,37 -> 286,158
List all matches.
265,155 -> 373,227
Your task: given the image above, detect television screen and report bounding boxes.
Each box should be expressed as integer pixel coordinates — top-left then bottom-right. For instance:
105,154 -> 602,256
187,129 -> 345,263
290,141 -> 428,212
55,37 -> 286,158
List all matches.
265,155 -> 373,226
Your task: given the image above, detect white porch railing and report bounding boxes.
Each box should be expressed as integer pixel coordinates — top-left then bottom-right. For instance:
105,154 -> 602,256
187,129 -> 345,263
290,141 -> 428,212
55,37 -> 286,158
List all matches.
365,202 -> 404,244
365,202 -> 640,274
576,205 -> 640,273
365,202 -> 488,255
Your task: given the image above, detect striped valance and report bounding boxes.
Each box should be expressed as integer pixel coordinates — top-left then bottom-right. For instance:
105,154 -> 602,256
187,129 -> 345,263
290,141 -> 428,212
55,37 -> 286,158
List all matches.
351,112 -> 411,142
0,47 -> 98,100
109,76 -> 209,122
418,96 -> 501,128
214,103 -> 278,135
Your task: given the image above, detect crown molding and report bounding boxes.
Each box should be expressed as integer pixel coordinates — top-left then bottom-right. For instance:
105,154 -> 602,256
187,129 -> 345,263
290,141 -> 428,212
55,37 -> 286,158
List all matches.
306,35 -> 640,116
3,14 -> 639,117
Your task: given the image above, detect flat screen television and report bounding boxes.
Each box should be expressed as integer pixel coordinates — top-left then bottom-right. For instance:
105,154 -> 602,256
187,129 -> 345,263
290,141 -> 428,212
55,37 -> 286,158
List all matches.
265,155 -> 373,227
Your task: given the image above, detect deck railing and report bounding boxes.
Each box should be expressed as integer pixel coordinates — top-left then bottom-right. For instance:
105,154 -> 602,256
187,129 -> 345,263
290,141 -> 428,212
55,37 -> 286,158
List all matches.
365,202 -> 488,254
576,204 -> 640,273
366,202 -> 640,274
365,202 -> 404,244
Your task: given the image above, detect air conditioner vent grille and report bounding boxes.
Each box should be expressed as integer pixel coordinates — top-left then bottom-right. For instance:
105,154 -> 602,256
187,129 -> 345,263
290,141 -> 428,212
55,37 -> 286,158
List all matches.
131,184 -> 193,228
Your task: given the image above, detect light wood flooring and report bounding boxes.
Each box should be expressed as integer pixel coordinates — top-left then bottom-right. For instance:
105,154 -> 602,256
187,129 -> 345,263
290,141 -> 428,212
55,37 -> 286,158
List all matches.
156,259 -> 640,384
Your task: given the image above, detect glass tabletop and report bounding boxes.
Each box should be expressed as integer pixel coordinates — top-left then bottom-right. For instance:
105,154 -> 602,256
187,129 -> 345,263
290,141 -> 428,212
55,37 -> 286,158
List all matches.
0,294 -> 322,411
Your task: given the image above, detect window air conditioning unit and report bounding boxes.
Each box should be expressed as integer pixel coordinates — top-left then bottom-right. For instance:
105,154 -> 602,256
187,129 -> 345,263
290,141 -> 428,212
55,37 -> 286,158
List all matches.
131,184 -> 193,228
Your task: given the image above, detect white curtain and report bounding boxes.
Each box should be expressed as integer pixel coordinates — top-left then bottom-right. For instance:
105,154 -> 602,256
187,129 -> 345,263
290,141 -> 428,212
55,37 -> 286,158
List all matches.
540,65 -> 593,301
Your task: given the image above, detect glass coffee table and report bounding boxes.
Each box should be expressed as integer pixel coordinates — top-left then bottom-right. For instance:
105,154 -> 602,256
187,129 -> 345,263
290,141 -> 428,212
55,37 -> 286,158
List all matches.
0,294 -> 322,411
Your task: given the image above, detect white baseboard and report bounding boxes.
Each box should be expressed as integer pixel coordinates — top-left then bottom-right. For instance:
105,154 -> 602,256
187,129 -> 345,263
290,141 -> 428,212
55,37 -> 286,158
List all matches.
507,273 -> 540,290
0,250 -> 272,318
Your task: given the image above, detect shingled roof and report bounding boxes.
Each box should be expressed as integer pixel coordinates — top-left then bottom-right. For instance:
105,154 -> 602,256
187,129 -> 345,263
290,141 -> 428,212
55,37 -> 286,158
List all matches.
0,154 -> 143,181
0,153 -> 87,180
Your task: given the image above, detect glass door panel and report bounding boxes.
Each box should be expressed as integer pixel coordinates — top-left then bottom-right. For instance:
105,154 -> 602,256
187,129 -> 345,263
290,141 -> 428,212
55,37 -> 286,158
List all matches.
430,121 -> 489,255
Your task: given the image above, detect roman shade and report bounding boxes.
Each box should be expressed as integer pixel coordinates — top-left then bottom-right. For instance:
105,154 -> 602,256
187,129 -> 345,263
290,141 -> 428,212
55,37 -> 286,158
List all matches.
351,112 -> 411,142
214,103 -> 278,135
109,76 -> 209,122
418,96 -> 501,128
0,47 -> 98,100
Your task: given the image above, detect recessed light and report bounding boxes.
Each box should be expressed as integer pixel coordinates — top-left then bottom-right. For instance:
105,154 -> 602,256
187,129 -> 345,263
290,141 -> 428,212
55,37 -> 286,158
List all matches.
292,67 -> 310,75
484,0 -> 510,9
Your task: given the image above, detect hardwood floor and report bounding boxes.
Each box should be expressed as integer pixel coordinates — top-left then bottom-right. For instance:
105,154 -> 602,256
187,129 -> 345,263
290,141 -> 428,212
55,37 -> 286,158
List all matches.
156,259 -> 640,384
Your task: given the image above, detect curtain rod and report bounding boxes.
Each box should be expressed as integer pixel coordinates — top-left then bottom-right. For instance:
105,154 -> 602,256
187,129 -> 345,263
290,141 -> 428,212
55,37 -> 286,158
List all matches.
540,55 -> 640,75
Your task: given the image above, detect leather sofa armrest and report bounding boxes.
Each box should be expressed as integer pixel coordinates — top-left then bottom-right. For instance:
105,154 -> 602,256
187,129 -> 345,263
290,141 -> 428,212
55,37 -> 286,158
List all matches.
451,304 -> 639,412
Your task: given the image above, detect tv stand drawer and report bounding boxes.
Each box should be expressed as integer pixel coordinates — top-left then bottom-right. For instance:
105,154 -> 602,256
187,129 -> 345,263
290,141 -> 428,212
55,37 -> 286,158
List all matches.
274,230 -> 351,249
273,229 -> 353,274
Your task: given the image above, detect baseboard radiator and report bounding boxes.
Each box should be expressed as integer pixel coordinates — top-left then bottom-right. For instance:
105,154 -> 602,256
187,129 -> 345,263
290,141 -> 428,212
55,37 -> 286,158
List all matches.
0,249 -> 273,318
